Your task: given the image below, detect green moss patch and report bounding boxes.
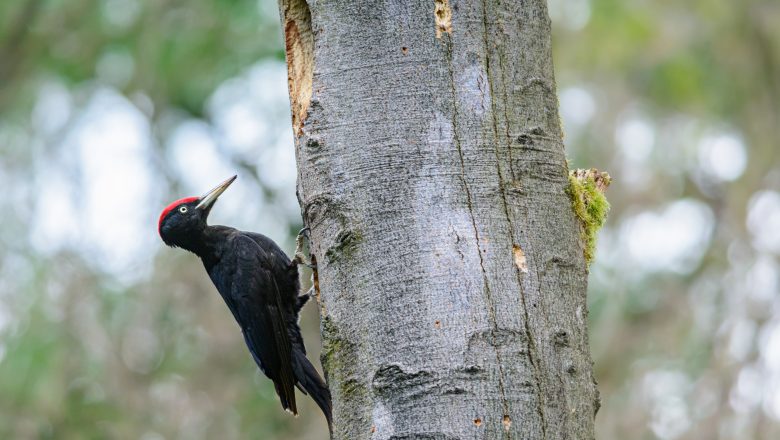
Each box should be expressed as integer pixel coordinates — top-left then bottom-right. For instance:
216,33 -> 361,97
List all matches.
567,169 -> 611,266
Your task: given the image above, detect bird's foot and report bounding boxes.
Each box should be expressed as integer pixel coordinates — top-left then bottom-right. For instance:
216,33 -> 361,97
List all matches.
296,286 -> 313,311
292,227 -> 317,269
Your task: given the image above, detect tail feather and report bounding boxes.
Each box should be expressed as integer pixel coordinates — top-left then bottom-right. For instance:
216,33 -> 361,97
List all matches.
293,349 -> 332,429
274,381 -> 298,415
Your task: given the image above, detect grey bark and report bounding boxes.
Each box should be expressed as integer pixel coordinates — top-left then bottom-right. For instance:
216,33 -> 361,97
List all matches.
278,1 -> 599,439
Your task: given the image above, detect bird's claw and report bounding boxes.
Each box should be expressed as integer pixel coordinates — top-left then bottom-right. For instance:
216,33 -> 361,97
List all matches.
293,227 -> 316,269
296,286 -> 313,311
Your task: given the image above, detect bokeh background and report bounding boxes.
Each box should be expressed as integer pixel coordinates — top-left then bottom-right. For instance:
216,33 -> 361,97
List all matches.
0,0 -> 777,439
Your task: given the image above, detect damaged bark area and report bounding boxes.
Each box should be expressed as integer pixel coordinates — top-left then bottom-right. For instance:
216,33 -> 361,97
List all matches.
513,245 -> 528,273
279,0 -> 313,136
277,1 -> 598,439
434,0 -> 452,38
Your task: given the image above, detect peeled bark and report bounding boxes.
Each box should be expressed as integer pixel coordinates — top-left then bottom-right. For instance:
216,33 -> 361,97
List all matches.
278,1 -> 599,438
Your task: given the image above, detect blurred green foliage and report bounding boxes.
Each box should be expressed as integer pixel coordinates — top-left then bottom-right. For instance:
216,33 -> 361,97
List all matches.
0,0 -> 283,116
553,1 -> 780,439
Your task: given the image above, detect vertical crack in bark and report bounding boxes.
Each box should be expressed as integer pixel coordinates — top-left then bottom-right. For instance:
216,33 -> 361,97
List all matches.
442,34 -> 512,429
280,0 -> 314,136
496,15 -> 517,184
479,2 -> 548,437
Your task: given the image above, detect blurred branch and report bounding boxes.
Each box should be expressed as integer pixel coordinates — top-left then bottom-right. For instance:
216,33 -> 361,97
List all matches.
232,155 -> 277,201
0,0 -> 44,104
744,2 -> 780,167
748,9 -> 779,116
209,137 -> 277,201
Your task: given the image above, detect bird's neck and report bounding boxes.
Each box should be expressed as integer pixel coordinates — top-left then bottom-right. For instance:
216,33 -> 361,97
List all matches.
181,225 -> 224,262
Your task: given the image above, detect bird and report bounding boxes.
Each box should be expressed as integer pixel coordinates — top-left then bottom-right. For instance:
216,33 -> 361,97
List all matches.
158,175 -> 332,427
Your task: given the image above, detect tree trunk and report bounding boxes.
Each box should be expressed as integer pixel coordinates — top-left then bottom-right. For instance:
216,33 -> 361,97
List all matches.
278,1 -> 599,438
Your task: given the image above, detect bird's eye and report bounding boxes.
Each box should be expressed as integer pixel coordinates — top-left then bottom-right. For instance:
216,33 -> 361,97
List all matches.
179,206 -> 188,214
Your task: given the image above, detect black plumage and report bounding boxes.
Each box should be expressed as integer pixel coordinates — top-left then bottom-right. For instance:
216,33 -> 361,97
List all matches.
158,176 -> 331,427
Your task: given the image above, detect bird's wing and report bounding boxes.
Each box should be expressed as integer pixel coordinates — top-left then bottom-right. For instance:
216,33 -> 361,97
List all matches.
243,231 -> 307,353
243,232 -> 292,265
231,235 -> 298,415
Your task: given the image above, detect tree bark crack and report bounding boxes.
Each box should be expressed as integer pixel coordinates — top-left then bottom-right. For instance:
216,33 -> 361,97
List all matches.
479,2 -> 548,438
442,33 -> 512,434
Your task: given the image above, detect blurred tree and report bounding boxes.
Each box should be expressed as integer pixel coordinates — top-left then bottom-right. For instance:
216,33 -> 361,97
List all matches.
278,0 -> 598,438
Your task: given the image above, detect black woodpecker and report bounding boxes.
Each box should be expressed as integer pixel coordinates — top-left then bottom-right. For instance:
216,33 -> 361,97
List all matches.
158,175 -> 331,427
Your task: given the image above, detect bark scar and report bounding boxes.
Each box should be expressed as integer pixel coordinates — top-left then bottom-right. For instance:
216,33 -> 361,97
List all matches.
281,0 -> 314,136
503,415 -> 512,431
434,0 -> 452,38
513,245 -> 528,273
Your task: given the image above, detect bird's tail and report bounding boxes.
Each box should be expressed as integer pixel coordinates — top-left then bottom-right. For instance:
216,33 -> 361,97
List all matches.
293,349 -> 332,429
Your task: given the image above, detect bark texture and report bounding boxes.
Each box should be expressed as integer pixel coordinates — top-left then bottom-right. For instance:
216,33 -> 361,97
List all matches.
278,1 -> 598,438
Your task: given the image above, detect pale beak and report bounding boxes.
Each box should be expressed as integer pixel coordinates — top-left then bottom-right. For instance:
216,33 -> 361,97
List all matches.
196,175 -> 237,211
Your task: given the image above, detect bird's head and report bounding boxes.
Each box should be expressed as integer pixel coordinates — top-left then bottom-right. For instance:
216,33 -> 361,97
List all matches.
158,175 -> 236,248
